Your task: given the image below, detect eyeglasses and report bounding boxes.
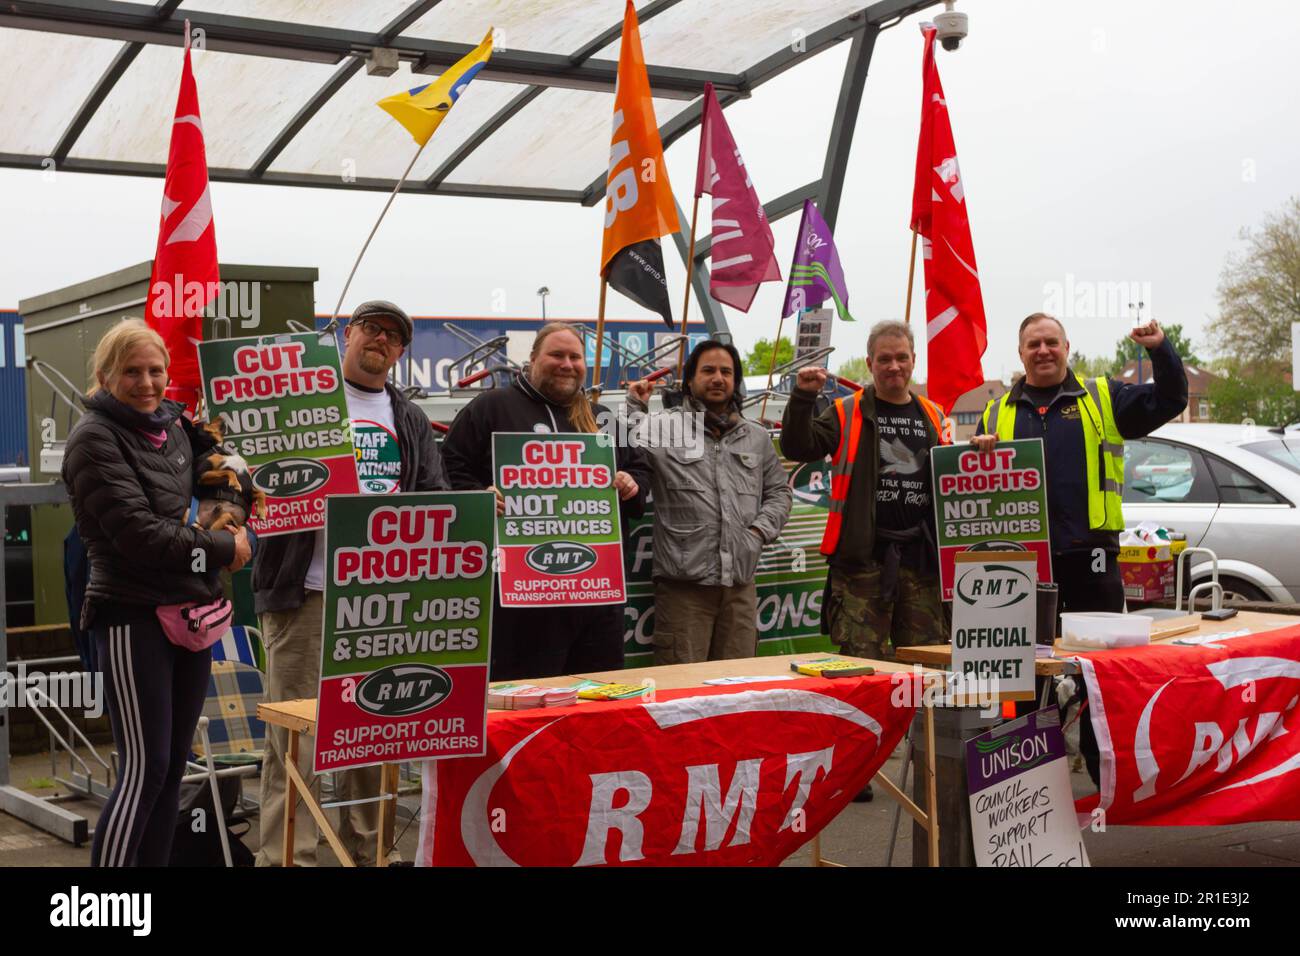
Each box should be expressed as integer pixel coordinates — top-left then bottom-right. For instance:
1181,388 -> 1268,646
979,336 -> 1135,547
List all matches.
353,318 -> 406,345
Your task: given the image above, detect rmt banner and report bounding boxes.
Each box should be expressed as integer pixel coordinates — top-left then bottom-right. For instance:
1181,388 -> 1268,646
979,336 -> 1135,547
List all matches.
314,492 -> 494,773
198,332 -> 359,537
493,432 -> 626,607
416,674 -> 917,866
931,438 -> 1052,601
1072,623 -> 1300,826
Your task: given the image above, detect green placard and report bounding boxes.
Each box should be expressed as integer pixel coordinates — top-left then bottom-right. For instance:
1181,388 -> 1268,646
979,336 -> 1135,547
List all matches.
492,432 -> 626,607
930,438 -> 1053,601
198,331 -> 358,536
314,491 -> 494,772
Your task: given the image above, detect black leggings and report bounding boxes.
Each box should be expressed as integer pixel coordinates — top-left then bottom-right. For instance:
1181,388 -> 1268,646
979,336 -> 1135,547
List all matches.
91,617 -> 211,867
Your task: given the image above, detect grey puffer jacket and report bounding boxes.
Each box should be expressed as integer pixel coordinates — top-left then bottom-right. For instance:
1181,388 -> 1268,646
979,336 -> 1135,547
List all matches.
628,395 -> 792,587
63,392 -> 237,627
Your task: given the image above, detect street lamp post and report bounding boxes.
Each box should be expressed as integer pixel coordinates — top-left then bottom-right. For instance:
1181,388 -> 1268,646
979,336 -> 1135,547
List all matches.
537,286 -> 550,320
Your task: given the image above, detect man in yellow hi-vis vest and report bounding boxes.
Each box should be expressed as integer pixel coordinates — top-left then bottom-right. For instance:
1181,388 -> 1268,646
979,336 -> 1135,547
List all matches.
974,312 -> 1187,782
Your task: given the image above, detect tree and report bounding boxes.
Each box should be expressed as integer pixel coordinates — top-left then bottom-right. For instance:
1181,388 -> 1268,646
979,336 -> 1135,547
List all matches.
1206,357 -> 1300,426
1207,195 -> 1300,367
1110,322 -> 1203,375
836,356 -> 869,385
1069,351 -> 1113,379
744,336 -> 793,376
1200,197 -> 1300,424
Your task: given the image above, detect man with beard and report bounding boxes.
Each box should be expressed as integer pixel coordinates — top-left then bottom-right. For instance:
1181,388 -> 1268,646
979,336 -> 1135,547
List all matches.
442,321 -> 650,679
627,340 -> 791,663
252,300 -> 449,866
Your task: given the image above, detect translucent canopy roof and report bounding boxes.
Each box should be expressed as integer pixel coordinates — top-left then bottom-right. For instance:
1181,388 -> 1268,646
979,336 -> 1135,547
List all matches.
0,0 -> 935,204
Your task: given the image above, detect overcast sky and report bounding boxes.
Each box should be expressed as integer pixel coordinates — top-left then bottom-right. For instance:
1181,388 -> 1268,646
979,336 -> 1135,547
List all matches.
3,0 -> 1298,384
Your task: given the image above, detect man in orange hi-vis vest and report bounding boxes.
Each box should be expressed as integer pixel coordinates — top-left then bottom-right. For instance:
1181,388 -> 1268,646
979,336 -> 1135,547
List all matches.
781,320 -> 952,666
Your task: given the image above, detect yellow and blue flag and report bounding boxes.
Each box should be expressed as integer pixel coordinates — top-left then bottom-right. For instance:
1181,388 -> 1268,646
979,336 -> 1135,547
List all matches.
377,29 -> 492,146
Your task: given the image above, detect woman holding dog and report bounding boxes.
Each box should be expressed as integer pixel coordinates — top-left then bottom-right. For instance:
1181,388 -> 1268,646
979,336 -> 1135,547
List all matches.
63,319 -> 251,867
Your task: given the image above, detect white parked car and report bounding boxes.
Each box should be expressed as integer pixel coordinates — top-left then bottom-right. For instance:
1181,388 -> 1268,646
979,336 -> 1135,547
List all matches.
1122,423 -> 1300,603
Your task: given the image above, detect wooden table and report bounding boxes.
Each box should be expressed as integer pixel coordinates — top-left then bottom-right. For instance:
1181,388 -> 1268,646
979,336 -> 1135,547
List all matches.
259,653 -> 946,867
895,610 -> 1298,675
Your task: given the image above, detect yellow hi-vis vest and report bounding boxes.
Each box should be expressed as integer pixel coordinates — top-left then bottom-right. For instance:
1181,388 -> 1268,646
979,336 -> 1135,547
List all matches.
981,374 -> 1125,532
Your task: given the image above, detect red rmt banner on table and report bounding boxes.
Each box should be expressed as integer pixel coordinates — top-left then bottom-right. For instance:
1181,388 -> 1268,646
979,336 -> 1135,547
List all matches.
416,675 -> 918,866
1073,624 -> 1300,826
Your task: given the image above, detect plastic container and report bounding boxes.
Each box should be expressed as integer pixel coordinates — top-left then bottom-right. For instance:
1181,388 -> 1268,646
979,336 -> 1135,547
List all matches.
1059,612 -> 1153,649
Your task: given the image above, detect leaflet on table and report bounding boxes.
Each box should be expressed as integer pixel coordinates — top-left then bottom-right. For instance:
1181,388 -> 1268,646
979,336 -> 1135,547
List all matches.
492,432 -> 627,607
790,657 -> 876,677
313,492 -> 494,773
930,438 -> 1052,601
197,332 -> 359,537
572,680 -> 651,700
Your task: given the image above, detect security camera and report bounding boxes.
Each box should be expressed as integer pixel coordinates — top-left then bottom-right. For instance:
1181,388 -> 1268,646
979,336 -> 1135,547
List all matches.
934,1 -> 968,51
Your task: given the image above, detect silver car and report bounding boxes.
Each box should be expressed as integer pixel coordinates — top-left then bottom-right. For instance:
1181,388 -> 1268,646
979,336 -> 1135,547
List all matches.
1121,423 -> 1300,603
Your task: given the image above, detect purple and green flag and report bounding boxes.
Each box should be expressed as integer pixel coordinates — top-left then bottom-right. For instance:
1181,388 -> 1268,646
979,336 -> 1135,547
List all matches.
781,199 -> 854,322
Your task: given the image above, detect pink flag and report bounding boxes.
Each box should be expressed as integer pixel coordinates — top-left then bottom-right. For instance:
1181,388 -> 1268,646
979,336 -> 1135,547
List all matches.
694,83 -> 781,312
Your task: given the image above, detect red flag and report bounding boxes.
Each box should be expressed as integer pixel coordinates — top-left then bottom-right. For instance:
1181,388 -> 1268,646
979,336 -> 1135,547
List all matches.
910,24 -> 985,414
1072,625 -> 1300,826
694,83 -> 781,312
145,40 -> 219,410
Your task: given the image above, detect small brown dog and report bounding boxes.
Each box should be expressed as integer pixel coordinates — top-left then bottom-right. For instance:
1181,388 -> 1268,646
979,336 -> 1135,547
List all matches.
192,420 -> 267,532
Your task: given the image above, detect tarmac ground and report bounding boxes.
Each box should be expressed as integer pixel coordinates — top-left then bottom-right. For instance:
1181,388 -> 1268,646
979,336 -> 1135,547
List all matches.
4,742 -> 1299,868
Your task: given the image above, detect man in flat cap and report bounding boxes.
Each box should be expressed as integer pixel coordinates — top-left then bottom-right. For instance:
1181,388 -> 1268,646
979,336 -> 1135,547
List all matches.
251,301 -> 449,866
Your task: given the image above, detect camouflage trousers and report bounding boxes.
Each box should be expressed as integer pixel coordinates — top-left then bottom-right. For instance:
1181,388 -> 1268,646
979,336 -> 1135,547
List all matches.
825,562 -> 947,662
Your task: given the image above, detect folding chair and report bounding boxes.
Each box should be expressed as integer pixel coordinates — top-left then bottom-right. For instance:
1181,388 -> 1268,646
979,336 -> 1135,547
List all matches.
187,659 -> 267,867
210,624 -> 265,672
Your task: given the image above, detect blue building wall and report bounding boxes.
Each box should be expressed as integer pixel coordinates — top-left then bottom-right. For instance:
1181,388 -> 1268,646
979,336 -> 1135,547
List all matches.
317,314 -> 710,392
0,311 -> 27,466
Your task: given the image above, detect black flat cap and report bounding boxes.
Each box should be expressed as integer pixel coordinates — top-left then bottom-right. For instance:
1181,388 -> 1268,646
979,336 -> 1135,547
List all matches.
350,300 -> 413,345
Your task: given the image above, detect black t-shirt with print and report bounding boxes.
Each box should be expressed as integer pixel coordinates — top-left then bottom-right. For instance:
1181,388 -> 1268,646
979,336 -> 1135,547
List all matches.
874,395 -> 934,537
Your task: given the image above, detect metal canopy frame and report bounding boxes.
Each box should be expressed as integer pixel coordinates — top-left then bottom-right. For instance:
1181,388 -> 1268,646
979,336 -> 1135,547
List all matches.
1,0 -> 937,202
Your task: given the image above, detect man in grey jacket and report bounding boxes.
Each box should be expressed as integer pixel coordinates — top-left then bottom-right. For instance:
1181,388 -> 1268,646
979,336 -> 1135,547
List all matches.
627,339 -> 792,664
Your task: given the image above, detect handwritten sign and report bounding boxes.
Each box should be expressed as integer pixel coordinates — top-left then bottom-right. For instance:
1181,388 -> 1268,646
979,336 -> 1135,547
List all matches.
966,706 -> 1089,868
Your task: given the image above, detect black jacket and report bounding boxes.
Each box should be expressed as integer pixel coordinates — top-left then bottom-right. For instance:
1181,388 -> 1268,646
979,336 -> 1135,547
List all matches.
781,384 -> 942,569
251,381 -> 450,614
442,376 -> 651,524
976,339 -> 1188,556
63,392 -> 237,628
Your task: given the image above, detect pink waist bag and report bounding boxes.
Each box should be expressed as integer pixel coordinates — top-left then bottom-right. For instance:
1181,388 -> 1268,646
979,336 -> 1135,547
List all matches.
156,598 -> 233,652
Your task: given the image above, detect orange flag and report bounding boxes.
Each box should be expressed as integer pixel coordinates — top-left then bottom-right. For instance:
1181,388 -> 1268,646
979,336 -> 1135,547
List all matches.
600,0 -> 680,325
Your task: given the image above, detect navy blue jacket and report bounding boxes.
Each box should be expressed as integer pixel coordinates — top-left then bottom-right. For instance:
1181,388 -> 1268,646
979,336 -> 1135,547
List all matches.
976,339 -> 1187,556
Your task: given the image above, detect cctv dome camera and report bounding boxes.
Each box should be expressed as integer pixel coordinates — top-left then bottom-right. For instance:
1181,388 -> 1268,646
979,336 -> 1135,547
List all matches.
934,2 -> 968,51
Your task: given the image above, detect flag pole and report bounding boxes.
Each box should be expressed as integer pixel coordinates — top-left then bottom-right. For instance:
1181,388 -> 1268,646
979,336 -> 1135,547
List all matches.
676,194 -> 701,378
758,311 -> 787,424
592,275 -> 609,399
904,227 -> 919,324
329,140 -> 429,328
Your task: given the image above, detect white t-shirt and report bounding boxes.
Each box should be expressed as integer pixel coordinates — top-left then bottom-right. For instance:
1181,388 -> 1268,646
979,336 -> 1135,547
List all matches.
304,381 -> 401,591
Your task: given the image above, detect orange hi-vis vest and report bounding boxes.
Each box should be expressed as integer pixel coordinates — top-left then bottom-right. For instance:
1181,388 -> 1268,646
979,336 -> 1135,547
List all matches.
821,389 -> 951,556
